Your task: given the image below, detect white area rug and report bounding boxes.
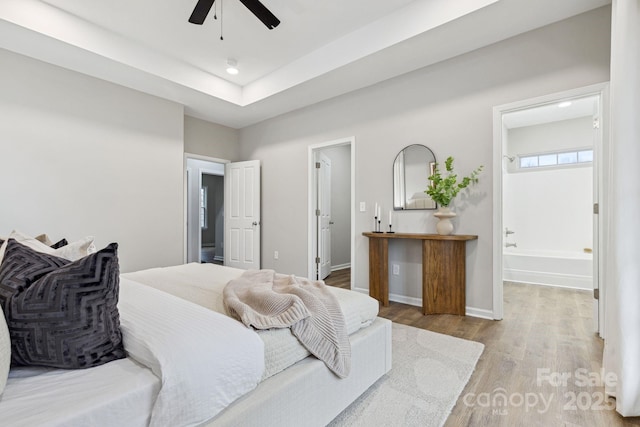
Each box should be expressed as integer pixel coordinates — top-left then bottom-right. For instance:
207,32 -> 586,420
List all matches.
329,322 -> 484,427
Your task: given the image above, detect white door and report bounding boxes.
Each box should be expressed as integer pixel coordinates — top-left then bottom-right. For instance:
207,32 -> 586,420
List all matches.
317,153 -> 332,279
224,160 -> 261,270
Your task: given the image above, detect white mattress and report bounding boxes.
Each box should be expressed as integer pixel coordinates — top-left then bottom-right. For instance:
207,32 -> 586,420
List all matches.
0,358 -> 159,427
123,263 -> 380,379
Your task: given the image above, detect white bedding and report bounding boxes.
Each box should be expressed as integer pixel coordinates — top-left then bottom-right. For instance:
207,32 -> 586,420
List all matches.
123,263 -> 379,379
1,358 -> 159,427
0,277 -> 265,427
0,263 -> 378,427
118,278 -> 264,427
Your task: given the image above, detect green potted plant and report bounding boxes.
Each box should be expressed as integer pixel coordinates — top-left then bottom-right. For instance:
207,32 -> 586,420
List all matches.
426,156 -> 483,235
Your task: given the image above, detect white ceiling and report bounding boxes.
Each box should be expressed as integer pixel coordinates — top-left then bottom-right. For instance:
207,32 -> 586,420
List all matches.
0,0 -> 610,128
503,95 -> 599,129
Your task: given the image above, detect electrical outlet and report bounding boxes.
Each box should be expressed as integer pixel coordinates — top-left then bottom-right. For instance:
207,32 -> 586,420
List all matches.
274,251 -> 279,260
392,264 -> 400,275
359,202 -> 366,212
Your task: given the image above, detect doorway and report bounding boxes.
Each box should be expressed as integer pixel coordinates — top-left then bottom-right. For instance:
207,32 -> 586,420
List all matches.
308,138 -> 356,287
185,155 -> 262,269
492,83 -> 608,336
201,173 -> 224,264
185,155 -> 227,264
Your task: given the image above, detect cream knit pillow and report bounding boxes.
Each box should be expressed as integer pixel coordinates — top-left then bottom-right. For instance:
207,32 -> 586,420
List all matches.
0,230 -> 96,265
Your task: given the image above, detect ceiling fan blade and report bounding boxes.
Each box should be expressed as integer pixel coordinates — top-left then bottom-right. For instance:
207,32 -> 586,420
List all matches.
189,0 -> 216,25
238,0 -> 280,29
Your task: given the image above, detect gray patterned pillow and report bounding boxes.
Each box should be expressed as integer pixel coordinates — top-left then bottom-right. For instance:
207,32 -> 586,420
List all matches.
0,239 -> 69,313
0,240 -> 125,369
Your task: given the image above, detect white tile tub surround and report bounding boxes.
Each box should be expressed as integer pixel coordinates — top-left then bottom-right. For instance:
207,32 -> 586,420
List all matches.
503,248 -> 592,290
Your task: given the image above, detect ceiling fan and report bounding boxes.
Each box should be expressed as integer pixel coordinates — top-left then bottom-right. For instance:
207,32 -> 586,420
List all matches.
189,0 -> 280,30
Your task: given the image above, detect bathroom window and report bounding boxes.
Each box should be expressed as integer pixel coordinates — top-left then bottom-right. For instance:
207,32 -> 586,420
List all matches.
519,149 -> 593,170
519,156 -> 539,168
200,187 -> 208,230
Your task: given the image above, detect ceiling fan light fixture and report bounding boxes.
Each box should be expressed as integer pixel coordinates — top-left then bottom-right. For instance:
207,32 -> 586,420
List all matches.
226,59 -> 239,75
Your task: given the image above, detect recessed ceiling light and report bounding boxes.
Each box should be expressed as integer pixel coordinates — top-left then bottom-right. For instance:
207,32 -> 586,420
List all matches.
558,101 -> 572,108
226,59 -> 239,75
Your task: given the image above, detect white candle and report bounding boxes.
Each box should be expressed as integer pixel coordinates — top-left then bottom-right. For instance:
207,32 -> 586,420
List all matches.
377,205 -> 381,219
389,210 -> 392,226
374,203 -> 378,217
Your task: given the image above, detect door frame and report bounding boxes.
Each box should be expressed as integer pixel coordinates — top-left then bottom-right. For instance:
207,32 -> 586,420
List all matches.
184,153 -> 230,264
316,151 -> 333,280
307,137 -> 356,288
491,83 -> 609,335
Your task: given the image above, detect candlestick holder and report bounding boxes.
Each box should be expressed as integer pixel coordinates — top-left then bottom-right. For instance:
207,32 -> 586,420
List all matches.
388,224 -> 395,233
373,216 -> 383,233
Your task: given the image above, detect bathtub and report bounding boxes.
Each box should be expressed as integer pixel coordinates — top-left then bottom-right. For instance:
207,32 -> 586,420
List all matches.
503,248 -> 592,290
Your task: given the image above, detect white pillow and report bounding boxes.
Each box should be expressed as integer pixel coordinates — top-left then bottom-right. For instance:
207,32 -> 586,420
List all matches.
34,233 -> 53,246
0,305 -> 10,395
0,230 -> 96,266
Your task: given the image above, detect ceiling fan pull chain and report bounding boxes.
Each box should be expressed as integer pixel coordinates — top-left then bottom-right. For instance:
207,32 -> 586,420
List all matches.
220,0 -> 224,40
213,0 -> 217,20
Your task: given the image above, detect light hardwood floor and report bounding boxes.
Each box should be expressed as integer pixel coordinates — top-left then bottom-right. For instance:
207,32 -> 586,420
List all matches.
324,269 -> 640,426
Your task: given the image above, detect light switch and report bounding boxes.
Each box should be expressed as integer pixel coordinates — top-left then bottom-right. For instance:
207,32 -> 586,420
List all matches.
359,202 -> 366,212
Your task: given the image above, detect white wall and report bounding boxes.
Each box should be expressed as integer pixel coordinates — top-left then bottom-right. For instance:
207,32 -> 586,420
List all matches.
504,168 -> 593,253
504,117 -> 594,253
239,7 -> 611,314
0,48 -> 184,273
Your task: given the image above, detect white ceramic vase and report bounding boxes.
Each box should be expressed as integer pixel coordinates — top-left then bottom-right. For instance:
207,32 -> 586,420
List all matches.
433,206 -> 456,235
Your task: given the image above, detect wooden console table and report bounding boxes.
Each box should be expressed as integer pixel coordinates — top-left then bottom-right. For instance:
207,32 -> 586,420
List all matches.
362,232 -> 478,316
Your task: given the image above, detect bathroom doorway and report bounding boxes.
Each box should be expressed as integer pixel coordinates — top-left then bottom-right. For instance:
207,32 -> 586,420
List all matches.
493,83 -> 608,335
185,155 -> 226,264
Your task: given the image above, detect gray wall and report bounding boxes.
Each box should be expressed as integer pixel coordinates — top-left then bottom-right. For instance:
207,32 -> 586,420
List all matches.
0,48 -> 184,273
201,174 -> 224,255
184,115 -> 241,161
238,7 -> 611,314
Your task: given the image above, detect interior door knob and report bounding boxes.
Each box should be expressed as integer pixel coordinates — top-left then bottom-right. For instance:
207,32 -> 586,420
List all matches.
252,221 -> 260,226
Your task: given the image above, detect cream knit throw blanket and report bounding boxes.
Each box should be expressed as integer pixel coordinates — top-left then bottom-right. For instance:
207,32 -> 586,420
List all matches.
223,269 -> 351,378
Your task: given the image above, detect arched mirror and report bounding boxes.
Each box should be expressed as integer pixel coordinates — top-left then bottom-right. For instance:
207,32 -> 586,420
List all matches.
393,144 -> 437,210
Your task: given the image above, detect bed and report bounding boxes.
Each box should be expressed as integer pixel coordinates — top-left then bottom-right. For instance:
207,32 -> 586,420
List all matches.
0,254 -> 392,426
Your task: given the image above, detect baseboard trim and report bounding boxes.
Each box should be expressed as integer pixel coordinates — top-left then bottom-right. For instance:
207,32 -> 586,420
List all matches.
465,306 -> 495,320
389,293 -> 421,307
354,287 -> 497,320
331,263 -> 351,272
507,280 -> 591,292
504,268 -> 591,290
